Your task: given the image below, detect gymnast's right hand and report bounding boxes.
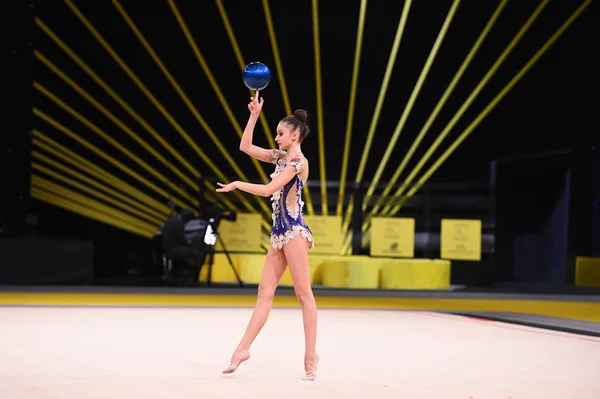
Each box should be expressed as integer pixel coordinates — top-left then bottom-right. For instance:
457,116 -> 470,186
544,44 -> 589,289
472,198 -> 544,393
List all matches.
248,90 -> 264,115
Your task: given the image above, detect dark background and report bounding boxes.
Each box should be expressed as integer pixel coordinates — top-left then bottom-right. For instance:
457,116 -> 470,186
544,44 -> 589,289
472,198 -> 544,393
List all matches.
2,0 -> 598,286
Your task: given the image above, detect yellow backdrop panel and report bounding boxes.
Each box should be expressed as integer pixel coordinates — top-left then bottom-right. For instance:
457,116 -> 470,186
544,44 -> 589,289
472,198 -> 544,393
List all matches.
370,217 -> 415,258
303,215 -> 342,254
215,213 -> 262,252
440,219 -> 482,261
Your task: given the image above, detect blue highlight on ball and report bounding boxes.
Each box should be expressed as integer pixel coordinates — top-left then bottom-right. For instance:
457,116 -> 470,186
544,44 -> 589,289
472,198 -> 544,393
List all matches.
243,62 -> 271,90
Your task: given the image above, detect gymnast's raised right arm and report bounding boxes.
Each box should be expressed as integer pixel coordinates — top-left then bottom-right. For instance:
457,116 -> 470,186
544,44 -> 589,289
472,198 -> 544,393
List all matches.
239,92 -> 274,164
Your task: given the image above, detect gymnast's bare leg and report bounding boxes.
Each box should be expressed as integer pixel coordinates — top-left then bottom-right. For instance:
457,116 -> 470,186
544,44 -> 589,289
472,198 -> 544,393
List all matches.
222,246 -> 288,373
283,235 -> 319,380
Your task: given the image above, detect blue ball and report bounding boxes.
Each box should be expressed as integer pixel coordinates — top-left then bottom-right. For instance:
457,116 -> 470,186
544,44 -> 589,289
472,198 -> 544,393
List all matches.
243,62 -> 271,90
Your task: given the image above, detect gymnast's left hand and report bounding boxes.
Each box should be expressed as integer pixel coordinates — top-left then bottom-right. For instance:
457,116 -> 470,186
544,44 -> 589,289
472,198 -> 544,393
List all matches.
216,182 -> 237,193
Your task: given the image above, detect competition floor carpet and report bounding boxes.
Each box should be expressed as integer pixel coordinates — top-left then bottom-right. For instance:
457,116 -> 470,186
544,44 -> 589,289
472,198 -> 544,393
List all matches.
1,285 -> 599,398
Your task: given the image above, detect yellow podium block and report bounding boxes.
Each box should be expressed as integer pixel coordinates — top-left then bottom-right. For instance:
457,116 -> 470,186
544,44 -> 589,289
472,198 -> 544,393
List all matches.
200,253 -> 450,290
239,253 -> 268,284
381,259 -> 450,290
309,256 -> 325,285
199,254 -> 242,283
279,267 -> 294,286
321,256 -> 348,288
280,255 -> 327,287
213,253 -> 327,287
345,256 -> 383,289
319,256 -> 385,289
575,256 -> 600,288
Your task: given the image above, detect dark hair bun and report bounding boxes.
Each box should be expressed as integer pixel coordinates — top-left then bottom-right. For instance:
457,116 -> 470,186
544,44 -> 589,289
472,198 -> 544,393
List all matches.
279,109 -> 310,142
294,109 -> 308,124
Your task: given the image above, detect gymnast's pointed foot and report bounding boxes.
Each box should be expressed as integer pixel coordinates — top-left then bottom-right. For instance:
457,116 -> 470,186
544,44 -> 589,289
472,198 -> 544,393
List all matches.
222,348 -> 250,374
302,352 -> 319,381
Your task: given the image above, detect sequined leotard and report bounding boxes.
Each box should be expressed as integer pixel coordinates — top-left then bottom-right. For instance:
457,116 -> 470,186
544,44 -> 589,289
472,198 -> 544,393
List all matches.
269,150 -> 314,250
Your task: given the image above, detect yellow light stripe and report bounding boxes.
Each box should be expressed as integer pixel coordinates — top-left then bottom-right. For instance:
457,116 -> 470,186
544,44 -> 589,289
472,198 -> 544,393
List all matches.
34,82 -> 195,211
33,133 -> 267,243
113,0 -> 272,210
62,0 -> 264,218
337,0 -> 368,217
164,0 -> 270,184
31,150 -> 164,225
114,3 -> 272,220
388,0 -> 592,216
340,0 -> 413,234
259,0 -> 316,215
34,18 -> 200,185
214,0 -> 247,76
32,161 -> 163,226
32,130 -> 168,218
214,0 -> 314,215
30,187 -> 154,239
33,108 -> 175,209
33,50 -> 199,194
360,0 -> 461,215
380,0 -> 551,218
370,0 -> 508,218
340,231 -> 353,256
312,0 -> 328,215
214,0 -> 277,150
341,0 -> 548,254
261,0 -> 292,116
31,177 -> 158,234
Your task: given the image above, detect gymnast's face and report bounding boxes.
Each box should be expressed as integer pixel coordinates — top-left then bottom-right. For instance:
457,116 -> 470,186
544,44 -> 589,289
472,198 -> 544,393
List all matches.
275,122 -> 299,151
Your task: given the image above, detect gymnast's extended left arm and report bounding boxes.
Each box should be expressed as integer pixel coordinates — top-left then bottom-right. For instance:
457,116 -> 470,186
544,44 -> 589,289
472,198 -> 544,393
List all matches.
216,164 -> 298,197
